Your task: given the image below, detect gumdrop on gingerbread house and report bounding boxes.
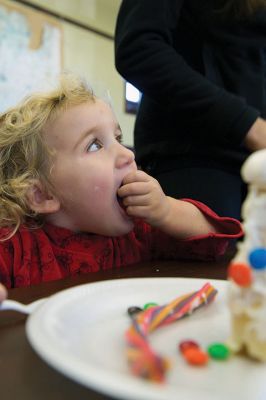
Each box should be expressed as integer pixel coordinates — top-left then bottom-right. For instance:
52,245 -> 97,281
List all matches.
227,149 -> 266,361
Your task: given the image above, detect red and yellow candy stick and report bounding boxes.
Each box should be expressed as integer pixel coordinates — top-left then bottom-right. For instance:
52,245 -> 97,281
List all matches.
125,282 -> 217,382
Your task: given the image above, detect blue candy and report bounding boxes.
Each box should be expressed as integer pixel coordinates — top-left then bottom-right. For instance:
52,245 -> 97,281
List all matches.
249,248 -> 266,270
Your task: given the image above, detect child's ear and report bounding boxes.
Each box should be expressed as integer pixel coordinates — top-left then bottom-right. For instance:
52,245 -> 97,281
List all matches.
26,179 -> 60,214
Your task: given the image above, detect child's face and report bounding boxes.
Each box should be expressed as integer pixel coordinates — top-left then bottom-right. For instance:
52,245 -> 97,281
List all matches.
43,99 -> 137,236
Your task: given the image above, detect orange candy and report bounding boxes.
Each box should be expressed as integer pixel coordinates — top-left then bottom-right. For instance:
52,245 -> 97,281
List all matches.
183,347 -> 209,366
227,262 -> 253,287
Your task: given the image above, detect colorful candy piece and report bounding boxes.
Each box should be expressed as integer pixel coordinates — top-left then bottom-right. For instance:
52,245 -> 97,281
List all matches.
227,262 -> 253,287
127,306 -> 143,317
183,347 -> 209,366
249,248 -> 266,270
179,339 -> 199,354
143,302 -> 158,310
207,343 -> 230,360
125,282 -> 217,382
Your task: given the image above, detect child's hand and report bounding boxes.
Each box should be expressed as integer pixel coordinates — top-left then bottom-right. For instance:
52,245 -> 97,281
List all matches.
0,283 -> 7,302
117,170 -> 170,227
118,170 -> 218,239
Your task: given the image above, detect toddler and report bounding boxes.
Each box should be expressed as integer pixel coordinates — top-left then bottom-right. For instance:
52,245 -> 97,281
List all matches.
0,74 -> 242,291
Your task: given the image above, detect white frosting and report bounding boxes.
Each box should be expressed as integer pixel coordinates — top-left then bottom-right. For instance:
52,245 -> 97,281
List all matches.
241,149 -> 266,186
228,150 -> 266,354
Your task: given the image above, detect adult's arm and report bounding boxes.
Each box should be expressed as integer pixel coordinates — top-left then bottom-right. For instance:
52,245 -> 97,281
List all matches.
115,0 -> 265,148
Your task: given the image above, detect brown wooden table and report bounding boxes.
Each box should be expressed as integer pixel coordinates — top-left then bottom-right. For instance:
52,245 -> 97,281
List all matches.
0,254 -> 233,400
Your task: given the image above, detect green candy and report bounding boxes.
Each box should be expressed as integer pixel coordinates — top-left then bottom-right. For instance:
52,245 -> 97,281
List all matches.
143,302 -> 158,310
207,343 -> 230,360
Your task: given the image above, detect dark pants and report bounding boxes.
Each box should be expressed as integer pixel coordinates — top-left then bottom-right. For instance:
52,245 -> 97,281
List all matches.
152,167 -> 246,220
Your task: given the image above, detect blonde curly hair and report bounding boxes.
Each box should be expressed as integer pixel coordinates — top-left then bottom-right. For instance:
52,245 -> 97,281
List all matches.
0,73 -> 95,239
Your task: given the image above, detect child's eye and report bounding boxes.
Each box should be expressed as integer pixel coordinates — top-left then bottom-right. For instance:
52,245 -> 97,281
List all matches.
87,140 -> 102,152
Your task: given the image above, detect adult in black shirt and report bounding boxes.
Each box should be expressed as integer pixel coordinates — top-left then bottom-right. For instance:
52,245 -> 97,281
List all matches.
115,0 -> 266,219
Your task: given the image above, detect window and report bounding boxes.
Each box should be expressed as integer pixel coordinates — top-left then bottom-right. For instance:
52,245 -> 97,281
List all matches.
125,82 -> 141,114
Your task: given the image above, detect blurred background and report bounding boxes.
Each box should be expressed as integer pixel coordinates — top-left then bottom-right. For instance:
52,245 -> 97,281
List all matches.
0,0 -> 136,147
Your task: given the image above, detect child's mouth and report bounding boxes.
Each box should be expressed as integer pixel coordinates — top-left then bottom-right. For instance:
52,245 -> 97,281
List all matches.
117,182 -> 129,213
117,195 -> 126,211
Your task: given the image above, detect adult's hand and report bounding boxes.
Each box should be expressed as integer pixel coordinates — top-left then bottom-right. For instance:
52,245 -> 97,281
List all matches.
0,283 -> 7,302
244,117 -> 266,151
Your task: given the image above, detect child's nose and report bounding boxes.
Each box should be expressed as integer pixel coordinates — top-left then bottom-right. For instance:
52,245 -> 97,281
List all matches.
115,143 -> 135,169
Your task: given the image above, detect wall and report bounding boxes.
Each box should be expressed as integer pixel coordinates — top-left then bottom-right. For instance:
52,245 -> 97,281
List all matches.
25,0 -> 121,36
1,0 -> 135,146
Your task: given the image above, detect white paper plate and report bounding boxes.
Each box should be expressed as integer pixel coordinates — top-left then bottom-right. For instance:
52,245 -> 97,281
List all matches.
26,278 -> 266,400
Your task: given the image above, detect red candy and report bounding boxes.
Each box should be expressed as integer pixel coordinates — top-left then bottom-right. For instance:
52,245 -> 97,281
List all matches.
179,340 -> 199,354
179,339 -> 208,366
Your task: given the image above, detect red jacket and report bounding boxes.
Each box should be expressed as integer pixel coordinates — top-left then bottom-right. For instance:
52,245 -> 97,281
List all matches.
0,200 -> 242,288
